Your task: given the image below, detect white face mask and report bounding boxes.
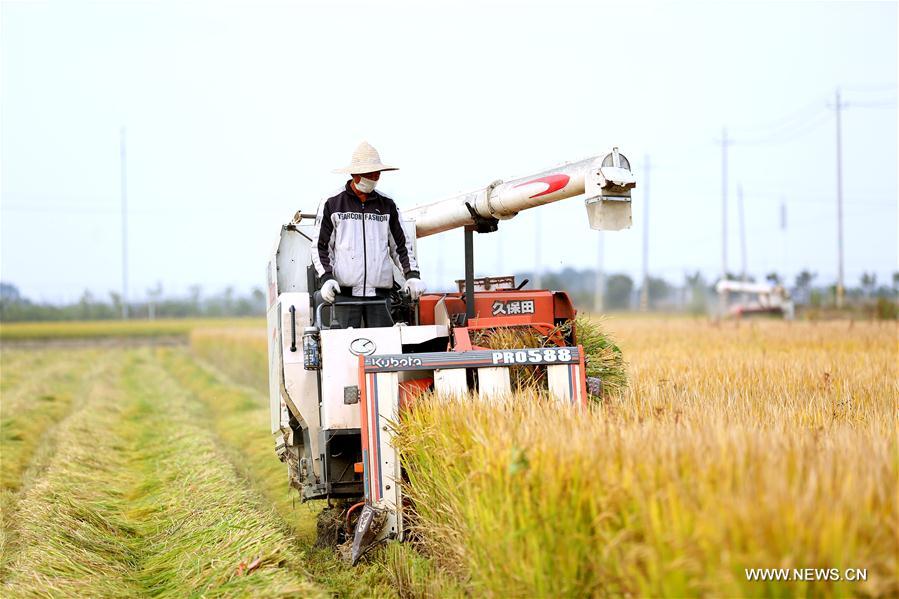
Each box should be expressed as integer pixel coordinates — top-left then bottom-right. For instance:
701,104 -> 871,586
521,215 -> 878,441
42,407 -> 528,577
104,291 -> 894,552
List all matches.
354,176 -> 377,194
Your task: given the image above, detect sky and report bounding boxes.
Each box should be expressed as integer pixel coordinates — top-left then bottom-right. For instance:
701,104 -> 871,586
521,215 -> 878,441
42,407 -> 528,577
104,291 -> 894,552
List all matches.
1,0 -> 896,302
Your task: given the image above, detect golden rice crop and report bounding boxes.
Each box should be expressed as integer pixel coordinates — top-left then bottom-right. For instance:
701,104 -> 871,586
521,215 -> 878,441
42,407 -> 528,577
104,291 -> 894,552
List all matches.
189,327 -> 269,392
395,318 -> 897,597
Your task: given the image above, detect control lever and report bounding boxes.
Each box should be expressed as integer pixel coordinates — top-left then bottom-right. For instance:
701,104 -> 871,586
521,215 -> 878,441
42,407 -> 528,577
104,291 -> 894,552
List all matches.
288,305 -> 297,352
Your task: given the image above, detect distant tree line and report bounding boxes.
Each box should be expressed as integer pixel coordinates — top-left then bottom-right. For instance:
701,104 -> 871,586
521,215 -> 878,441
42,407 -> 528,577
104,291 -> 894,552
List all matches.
2,269 -> 897,322
0,283 -> 266,322
515,268 -> 697,312
515,268 -> 899,316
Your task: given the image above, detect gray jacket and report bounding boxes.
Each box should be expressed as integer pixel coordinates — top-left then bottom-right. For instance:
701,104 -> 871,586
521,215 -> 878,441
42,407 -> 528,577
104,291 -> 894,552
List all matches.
311,183 -> 420,297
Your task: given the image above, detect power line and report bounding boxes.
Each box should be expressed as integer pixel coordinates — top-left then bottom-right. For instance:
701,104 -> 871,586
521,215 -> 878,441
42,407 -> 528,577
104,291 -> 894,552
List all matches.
839,83 -> 897,93
731,110 -> 831,146
650,191 -> 896,208
729,95 -> 830,139
725,186 -> 895,200
1,206 -> 124,214
728,87 -> 895,144
843,99 -> 896,109
642,211 -> 875,253
723,89 -> 894,147
0,203 -> 300,215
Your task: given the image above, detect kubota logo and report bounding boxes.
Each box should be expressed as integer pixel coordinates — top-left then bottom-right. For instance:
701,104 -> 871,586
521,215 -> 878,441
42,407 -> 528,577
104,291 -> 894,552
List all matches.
513,174 -> 570,198
368,356 -> 423,369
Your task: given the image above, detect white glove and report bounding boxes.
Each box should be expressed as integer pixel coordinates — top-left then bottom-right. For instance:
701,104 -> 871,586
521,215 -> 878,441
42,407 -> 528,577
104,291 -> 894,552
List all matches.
321,279 -> 341,303
403,278 -> 426,300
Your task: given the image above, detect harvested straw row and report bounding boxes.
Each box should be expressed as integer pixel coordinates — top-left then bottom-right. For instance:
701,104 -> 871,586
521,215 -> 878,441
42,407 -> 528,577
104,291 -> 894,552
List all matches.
1,349 -> 322,597
159,347 -> 398,597
0,351 -> 118,579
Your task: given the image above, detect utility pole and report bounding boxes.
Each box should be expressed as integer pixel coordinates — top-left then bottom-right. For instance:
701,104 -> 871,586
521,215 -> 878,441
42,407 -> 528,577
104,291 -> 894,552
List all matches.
780,199 -> 788,284
533,214 -> 542,289
640,155 -> 650,311
436,234 -> 445,292
496,230 -> 504,276
719,127 -> 731,316
721,128 -> 729,278
833,88 -> 846,308
120,127 -> 129,319
737,183 -> 747,283
737,183 -> 749,305
594,232 -> 604,313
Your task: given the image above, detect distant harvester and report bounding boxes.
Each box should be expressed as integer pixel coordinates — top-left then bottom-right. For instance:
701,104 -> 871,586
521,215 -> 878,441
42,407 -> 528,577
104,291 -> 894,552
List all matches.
716,279 -> 795,319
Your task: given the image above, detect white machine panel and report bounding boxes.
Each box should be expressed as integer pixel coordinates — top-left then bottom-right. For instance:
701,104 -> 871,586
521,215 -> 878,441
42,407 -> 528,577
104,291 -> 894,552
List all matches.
267,301 -> 283,434
277,225 -> 315,293
374,372 -> 403,541
434,369 -> 468,397
398,324 -> 449,345
280,293 -> 311,366
477,367 -> 511,400
320,327 -> 403,429
266,254 -> 283,434
276,292 -> 323,473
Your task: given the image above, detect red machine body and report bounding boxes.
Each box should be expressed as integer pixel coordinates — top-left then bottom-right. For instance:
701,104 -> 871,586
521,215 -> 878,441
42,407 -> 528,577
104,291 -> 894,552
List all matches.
418,289 -> 577,328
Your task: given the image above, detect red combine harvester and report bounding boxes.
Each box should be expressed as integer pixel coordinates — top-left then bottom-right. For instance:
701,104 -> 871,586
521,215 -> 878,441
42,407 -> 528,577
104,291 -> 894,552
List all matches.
266,149 -> 636,562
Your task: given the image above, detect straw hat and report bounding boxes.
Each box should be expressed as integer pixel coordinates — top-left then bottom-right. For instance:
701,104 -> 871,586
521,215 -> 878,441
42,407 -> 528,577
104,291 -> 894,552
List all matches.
333,141 -> 398,174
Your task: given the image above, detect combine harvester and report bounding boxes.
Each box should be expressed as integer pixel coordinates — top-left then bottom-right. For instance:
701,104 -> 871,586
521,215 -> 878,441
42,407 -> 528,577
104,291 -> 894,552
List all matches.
266,149 -> 636,562
715,279 -> 795,319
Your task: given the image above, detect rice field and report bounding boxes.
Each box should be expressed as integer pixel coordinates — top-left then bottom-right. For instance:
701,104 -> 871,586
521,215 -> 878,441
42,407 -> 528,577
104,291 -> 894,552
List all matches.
1,316 -> 895,597
0,318 -> 264,341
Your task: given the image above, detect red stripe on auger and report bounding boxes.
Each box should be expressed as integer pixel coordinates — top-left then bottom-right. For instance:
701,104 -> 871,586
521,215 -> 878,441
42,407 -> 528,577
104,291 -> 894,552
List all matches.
513,174 -> 570,198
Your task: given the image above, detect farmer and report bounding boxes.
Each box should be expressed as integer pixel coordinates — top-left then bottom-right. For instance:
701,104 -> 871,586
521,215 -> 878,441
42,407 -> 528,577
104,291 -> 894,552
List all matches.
311,141 -> 426,328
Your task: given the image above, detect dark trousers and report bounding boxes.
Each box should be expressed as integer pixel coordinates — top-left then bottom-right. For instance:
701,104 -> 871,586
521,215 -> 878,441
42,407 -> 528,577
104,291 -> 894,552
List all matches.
334,290 -> 393,328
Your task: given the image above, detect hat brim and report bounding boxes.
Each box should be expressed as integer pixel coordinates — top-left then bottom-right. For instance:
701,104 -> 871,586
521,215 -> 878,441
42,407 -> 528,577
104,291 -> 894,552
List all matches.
332,163 -> 399,175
